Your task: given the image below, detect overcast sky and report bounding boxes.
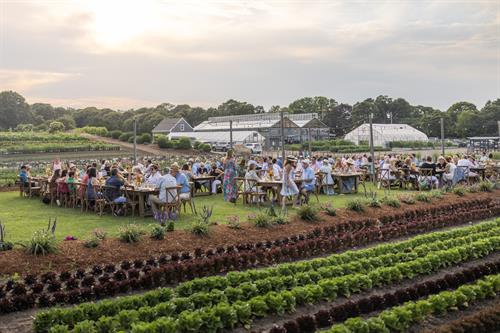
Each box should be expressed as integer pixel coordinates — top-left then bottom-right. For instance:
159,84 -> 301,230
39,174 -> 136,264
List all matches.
0,0 -> 498,111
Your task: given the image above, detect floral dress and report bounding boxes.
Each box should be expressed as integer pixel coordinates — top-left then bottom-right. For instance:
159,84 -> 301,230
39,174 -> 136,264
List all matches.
223,158 -> 237,201
280,168 -> 299,197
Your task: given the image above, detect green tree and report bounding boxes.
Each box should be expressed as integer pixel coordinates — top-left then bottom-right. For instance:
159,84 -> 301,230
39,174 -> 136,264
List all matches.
31,103 -> 55,121
323,103 -> 352,138
479,99 -> 500,136
288,96 -> 338,120
0,91 -> 32,129
48,121 -> 65,133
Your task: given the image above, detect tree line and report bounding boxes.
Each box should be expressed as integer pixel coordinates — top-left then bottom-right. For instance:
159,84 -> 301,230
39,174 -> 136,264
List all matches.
0,90 -> 498,138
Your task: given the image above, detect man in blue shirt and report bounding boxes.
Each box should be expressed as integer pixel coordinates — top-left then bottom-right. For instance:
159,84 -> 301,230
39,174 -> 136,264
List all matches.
104,168 -> 127,215
299,159 -> 316,203
19,165 -> 29,191
170,163 -> 191,200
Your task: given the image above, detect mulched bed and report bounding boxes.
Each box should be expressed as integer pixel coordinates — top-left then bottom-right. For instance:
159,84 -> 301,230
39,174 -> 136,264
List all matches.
0,191 -> 498,276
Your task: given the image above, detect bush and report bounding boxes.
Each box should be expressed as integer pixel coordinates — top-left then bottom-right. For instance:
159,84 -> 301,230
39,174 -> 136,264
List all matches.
346,199 -> 365,212
83,237 -> 100,248
272,215 -> 289,225
175,137 -> 192,150
430,190 -> 444,199
110,130 -> 122,139
150,225 -> 166,240
48,121 -> 65,133
79,126 -> 108,136
128,136 -> 135,143
382,197 -> 401,208
193,141 -> 201,149
23,218 -> 57,255
252,213 -> 272,228
415,193 -> 432,203
453,186 -> 466,197
157,135 -> 173,149
139,133 -> 151,144
118,224 -> 144,243
467,185 -> 479,193
478,181 -> 493,192
296,205 -> 319,222
119,132 -> 132,142
190,220 -> 210,236
227,216 -> 241,229
201,144 -> 212,152
320,203 -> 336,216
398,195 -> 415,205
366,192 -> 381,208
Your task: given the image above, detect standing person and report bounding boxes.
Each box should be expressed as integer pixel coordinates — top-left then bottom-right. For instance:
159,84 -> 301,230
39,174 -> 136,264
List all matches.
85,167 -> 99,209
222,149 -> 237,203
280,160 -> 299,210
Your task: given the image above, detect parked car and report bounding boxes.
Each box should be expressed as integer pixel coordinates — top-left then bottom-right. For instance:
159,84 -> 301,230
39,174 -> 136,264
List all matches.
244,143 -> 263,154
213,142 -> 231,152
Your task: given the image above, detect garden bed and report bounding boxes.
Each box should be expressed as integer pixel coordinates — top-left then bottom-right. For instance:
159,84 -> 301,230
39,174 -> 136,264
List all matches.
0,191 -> 498,277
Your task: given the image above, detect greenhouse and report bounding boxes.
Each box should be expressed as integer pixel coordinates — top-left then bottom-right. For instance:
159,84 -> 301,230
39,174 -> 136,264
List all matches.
344,123 -> 428,147
168,130 -> 264,145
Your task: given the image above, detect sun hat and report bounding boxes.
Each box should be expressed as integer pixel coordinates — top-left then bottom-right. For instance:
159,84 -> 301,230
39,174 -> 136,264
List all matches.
302,159 -> 310,164
346,158 -> 355,165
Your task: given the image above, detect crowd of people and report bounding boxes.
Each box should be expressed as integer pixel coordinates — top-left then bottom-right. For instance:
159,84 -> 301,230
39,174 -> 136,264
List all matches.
18,150 -> 497,215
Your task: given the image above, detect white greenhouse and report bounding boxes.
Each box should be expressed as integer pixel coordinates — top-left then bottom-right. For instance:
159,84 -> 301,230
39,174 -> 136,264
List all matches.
344,124 -> 428,147
168,131 -> 265,145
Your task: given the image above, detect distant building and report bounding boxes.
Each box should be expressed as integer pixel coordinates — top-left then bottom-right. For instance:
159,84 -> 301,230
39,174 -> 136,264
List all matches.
193,113 -> 329,148
344,123 -> 428,147
152,118 -> 193,135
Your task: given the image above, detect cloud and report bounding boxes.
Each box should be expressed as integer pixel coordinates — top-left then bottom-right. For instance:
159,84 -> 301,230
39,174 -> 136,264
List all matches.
0,0 -> 498,110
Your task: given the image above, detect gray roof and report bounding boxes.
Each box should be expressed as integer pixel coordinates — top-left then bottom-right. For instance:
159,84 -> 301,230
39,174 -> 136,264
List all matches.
152,118 -> 182,132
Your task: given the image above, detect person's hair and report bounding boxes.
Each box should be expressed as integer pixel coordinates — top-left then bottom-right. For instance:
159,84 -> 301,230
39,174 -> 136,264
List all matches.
61,169 -> 68,177
53,169 -> 61,178
152,164 -> 159,170
182,164 -> 189,171
426,156 -> 432,162
226,149 -> 234,159
248,163 -> 256,170
92,162 -> 97,168
111,168 -> 118,176
147,159 -> 152,164
489,153 -> 493,158
21,165 -> 26,170
88,167 -> 97,178
68,171 -> 75,178
272,158 -> 277,164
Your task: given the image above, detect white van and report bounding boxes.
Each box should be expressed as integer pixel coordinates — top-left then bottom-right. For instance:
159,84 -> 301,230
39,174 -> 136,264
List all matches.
244,143 -> 263,154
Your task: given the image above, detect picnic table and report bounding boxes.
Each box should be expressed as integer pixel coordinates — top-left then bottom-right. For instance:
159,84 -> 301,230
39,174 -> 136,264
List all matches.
125,186 -> 159,217
191,175 -> 215,196
332,172 -> 363,194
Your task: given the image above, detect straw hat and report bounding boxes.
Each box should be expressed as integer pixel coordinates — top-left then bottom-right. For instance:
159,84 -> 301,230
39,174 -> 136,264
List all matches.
346,158 -> 355,165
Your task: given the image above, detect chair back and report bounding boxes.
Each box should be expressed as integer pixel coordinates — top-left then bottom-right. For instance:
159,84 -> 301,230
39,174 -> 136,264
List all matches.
164,186 -> 181,206
244,178 -> 259,192
378,168 -> 391,180
419,168 -> 434,177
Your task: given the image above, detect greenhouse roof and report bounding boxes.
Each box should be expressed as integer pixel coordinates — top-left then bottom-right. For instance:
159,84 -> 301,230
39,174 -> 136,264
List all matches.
168,131 -> 263,143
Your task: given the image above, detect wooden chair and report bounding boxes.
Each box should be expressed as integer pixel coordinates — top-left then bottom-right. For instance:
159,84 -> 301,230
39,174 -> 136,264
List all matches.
124,186 -> 140,217
102,185 -> 126,216
28,180 -> 41,198
377,169 -> 396,190
181,186 -> 196,215
235,177 -> 246,204
244,178 -> 266,206
91,184 -> 107,216
418,168 -> 435,190
159,186 -> 182,217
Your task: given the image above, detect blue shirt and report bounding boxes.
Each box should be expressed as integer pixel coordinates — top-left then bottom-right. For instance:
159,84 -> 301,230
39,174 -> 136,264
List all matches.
174,172 -> 190,193
19,170 -> 28,183
302,166 -> 316,189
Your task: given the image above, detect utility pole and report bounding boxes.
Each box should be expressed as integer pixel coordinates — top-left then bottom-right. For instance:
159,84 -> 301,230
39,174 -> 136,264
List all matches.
369,113 -> 375,183
229,120 -> 233,149
133,118 -> 137,165
280,111 -> 285,162
440,117 -> 445,156
308,128 -> 312,156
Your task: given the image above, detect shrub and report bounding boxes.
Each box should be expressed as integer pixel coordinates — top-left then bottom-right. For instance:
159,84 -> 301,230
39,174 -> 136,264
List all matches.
190,220 -> 210,236
320,203 -> 336,216
110,130 -> 122,139
48,121 -> 65,133
453,186 -> 466,197
296,205 -> 319,222
24,218 -> 57,255
92,228 -> 107,240
0,221 -> 13,251
346,199 -> 365,212
128,136 -> 135,143
415,193 -> 432,203
467,185 -> 479,193
382,197 -> 401,208
119,132 -> 132,142
157,136 -> 173,149
227,216 -> 241,229
430,190 -> 444,199
478,181 -> 493,192
366,192 -> 381,208
201,144 -> 212,152
139,133 -> 151,144
272,214 -> 289,225
175,137 -> 192,150
83,237 -> 100,248
193,141 -> 201,149
252,213 -> 272,228
398,195 -> 415,205
150,225 -> 166,240
118,224 -> 144,243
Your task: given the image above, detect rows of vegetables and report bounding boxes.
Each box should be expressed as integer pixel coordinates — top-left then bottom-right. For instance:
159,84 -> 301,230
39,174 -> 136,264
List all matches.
1,198 -> 497,314
0,132 -> 119,155
33,218 -> 500,333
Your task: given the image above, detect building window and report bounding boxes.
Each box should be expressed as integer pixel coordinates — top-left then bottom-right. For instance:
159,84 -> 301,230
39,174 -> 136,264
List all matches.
180,123 -> 185,131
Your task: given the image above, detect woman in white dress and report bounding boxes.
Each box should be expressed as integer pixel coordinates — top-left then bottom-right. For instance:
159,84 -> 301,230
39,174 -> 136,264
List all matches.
281,160 -> 299,210
319,159 -> 334,195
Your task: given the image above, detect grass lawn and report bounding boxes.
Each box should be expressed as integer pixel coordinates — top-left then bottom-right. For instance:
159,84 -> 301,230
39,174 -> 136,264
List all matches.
0,184 -> 405,243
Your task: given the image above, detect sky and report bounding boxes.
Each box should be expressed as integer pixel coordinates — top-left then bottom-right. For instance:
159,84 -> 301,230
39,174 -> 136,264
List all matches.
0,0 -> 499,111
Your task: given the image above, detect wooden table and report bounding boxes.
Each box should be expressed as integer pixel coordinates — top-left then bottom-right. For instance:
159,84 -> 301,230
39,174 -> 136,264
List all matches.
332,172 -> 363,194
470,167 -> 486,180
192,175 -> 215,197
125,187 -> 159,217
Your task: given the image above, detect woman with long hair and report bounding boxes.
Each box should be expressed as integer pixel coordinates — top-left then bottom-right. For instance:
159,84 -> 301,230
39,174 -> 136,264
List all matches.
281,159 -> 299,210
222,149 -> 238,203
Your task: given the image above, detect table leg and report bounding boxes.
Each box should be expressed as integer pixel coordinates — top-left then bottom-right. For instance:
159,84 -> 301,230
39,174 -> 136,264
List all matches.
139,193 -> 145,217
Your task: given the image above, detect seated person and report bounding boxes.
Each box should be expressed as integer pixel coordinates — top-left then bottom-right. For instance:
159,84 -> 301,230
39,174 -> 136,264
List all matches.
341,159 -> 357,192
209,162 -> 224,194
299,159 -> 316,202
104,168 -> 127,215
19,165 -> 29,189
145,164 -> 162,187
149,167 -> 178,216
443,156 -> 456,184
419,156 -> 439,188
170,163 -> 191,200
244,161 -> 262,193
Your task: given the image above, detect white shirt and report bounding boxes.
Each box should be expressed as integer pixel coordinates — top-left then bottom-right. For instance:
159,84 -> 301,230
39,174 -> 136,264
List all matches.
146,172 -> 163,187
457,159 -> 473,168
272,164 -> 282,180
159,174 -> 177,203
